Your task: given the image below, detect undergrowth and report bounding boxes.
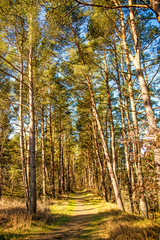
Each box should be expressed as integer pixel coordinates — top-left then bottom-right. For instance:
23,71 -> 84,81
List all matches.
0,197 -> 59,234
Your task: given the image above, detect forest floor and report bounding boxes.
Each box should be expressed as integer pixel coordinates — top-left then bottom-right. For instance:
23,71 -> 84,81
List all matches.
0,190 -> 160,240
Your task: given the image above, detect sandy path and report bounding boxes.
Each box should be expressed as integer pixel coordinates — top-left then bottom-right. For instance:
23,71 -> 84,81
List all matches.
25,191 -> 98,240
13,191 -> 160,239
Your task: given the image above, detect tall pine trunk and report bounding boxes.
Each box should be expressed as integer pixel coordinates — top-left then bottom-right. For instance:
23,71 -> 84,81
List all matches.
28,13 -> 36,214
41,106 -> 46,203
104,54 -> 118,182
58,115 -> 62,195
50,101 -> 55,198
62,139 -> 65,193
19,23 -> 29,210
66,136 -> 71,192
91,114 -> 108,201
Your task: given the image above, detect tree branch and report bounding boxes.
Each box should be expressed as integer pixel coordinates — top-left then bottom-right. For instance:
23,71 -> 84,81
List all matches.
141,0 -> 158,15
0,68 -> 30,89
0,54 -> 29,79
53,3 -> 79,29
73,0 -> 149,10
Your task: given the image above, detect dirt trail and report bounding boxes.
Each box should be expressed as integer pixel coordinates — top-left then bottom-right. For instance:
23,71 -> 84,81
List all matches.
24,191 -> 160,240
25,191 -> 101,240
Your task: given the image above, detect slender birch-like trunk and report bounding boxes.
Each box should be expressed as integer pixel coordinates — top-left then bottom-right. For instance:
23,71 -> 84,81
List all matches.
67,154 -> 70,192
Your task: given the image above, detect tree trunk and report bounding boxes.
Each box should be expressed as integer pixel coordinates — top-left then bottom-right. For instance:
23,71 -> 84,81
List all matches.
19,28 -> 29,210
50,101 -> 55,198
35,115 -> 38,162
67,152 -> 71,192
150,0 -> 160,22
62,139 -> 65,193
26,134 -> 30,189
91,114 -> 108,201
29,13 -> 36,214
104,53 -> 118,182
58,115 -> 62,195
42,106 -> 46,203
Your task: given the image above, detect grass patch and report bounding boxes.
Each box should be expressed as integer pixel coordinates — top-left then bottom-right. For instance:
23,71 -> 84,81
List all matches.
49,194 -> 75,226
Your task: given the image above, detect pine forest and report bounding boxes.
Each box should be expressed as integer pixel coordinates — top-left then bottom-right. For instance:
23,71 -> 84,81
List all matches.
0,0 -> 160,239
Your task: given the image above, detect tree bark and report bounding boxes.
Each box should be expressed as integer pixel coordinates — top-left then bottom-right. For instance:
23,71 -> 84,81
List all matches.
29,13 -> 36,214
91,114 -> 108,201
50,101 -> 55,198
42,106 -> 46,203
58,114 -> 62,195
150,0 -> 160,22
19,23 -> 29,210
104,53 -> 118,182
62,138 -> 65,193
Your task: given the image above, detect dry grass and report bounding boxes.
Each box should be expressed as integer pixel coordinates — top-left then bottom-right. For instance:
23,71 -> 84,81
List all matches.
0,198 -> 31,231
0,198 -> 54,232
87,200 -> 160,240
0,195 -> 74,235
98,212 -> 160,240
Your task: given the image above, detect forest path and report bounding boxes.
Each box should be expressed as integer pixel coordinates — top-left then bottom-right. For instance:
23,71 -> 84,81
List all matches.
25,190 -> 115,240
23,190 -> 159,240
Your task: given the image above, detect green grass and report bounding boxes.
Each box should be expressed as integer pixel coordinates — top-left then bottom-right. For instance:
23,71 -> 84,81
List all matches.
49,194 -> 76,226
